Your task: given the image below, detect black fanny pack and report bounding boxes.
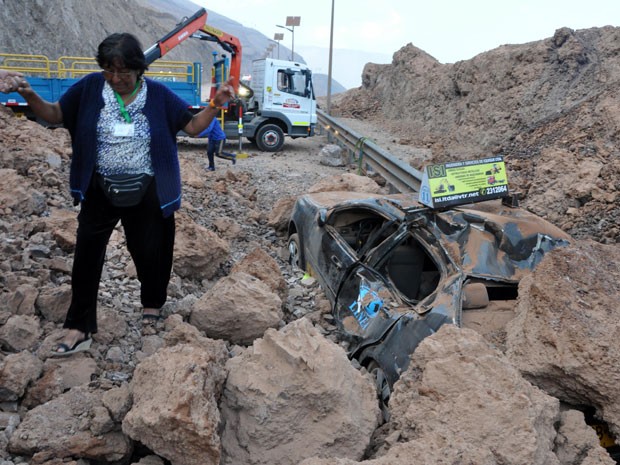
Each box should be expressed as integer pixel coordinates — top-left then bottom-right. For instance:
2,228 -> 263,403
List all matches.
97,173 -> 153,208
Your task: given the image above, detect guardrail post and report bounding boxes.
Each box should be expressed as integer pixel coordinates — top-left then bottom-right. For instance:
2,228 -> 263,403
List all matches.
316,109 -> 423,193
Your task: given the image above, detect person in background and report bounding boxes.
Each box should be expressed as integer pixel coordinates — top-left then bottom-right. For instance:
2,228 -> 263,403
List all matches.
198,116 -> 236,171
0,33 -> 235,356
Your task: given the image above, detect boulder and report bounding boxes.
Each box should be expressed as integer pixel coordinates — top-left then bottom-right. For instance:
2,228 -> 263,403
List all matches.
8,385 -> 132,462
22,356 -> 98,408
41,207 -> 78,252
319,144 -> 347,167
0,169 -> 47,216
173,212 -> 230,279
231,247 -> 287,298
506,240 -> 620,439
190,271 -> 283,345
387,325 -> 575,465
36,284 -> 71,323
0,314 -> 42,352
219,318 -> 380,465
122,339 -> 229,465
0,351 -> 43,402
555,408 -> 616,465
4,283 -> 38,316
267,195 -> 297,233
96,305 -> 129,345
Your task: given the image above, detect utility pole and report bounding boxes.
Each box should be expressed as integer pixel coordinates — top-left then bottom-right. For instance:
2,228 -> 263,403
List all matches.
327,0 -> 335,115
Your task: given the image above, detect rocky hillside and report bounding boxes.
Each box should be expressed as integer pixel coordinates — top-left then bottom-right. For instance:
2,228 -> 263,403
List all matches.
332,26 -> 620,244
0,0 -> 301,84
0,0 -> 217,77
0,0 -> 344,96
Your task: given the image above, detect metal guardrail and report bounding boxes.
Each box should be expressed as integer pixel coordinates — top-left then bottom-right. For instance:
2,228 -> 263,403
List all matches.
317,109 -> 423,193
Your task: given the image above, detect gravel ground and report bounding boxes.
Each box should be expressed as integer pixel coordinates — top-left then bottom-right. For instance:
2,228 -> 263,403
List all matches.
175,131 -> 349,313
173,116 -> 423,272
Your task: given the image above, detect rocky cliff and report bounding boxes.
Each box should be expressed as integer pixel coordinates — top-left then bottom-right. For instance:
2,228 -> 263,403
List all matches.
332,26 -> 620,244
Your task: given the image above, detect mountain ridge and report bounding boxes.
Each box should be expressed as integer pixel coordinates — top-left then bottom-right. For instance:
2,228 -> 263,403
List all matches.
0,0 -> 348,97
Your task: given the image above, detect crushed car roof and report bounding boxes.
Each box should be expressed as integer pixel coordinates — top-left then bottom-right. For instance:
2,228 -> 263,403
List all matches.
304,191 -> 571,282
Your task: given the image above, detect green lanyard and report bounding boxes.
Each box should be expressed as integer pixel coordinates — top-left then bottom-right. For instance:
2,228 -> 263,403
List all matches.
114,81 -> 141,123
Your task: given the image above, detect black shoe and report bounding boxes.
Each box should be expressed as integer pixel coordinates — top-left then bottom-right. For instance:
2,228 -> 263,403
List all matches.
142,313 -> 162,325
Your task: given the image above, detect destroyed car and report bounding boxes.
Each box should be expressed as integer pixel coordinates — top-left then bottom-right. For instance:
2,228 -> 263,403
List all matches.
287,190 -> 570,408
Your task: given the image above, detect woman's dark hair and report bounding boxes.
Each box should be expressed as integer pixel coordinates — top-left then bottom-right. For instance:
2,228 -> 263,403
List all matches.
96,33 -> 148,76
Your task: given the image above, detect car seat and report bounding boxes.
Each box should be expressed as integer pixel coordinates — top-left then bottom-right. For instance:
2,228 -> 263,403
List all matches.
387,243 -> 425,300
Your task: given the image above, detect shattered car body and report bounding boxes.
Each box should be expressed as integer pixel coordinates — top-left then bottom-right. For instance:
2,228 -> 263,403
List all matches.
287,191 -> 570,393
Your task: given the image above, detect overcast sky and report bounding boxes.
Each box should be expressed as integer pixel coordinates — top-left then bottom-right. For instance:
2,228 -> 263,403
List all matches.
193,0 -> 620,62
191,0 -> 620,89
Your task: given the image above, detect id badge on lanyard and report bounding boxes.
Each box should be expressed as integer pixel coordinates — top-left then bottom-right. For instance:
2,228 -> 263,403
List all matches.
113,122 -> 135,137
114,81 -> 140,137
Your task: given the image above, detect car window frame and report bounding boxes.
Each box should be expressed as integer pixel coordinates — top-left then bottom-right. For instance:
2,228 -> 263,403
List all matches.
318,222 -> 361,298
324,205 -> 395,255
366,226 -> 446,308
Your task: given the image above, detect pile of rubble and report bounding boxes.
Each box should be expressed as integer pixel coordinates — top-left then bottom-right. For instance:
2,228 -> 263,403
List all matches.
331,27 -> 620,244
1,99 -> 620,464
1,10 -> 620,462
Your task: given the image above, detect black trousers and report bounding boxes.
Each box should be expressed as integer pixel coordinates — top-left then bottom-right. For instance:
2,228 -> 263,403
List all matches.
63,176 -> 175,334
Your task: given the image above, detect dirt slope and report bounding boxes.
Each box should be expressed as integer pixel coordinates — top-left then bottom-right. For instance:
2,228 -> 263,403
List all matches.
331,26 -> 620,244
0,0 -> 298,83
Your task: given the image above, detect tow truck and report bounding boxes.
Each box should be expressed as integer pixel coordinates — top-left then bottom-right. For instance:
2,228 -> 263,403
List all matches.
0,8 -> 317,152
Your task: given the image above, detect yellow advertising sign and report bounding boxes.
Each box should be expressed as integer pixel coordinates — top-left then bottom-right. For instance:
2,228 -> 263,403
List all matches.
419,156 -> 509,208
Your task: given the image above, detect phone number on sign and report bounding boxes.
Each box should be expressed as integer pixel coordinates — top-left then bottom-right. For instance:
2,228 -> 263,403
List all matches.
480,185 -> 508,195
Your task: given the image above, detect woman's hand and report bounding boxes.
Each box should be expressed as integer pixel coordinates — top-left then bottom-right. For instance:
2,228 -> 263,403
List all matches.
0,70 -> 61,123
183,76 -> 238,136
212,76 -> 236,107
0,70 -> 28,94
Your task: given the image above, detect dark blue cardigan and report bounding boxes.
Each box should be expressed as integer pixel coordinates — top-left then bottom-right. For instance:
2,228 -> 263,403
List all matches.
59,73 -> 192,217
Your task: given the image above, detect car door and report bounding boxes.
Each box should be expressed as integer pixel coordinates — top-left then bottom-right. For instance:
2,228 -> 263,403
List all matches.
309,206 -> 393,302
315,224 -> 359,300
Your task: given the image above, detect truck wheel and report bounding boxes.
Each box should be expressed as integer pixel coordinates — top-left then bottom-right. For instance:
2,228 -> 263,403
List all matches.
256,124 -> 285,152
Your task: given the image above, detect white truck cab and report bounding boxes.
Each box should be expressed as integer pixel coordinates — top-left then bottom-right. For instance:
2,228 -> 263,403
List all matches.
239,58 -> 317,151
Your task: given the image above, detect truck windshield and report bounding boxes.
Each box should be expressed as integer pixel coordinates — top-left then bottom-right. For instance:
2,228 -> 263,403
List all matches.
277,69 -> 307,97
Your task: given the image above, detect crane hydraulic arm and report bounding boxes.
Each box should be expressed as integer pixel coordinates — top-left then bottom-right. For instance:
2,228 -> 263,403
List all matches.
142,7 -> 241,93
194,23 -> 242,93
143,8 -> 207,65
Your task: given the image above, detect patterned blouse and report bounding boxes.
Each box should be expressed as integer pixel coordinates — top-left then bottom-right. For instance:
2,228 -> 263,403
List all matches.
95,80 -> 153,176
